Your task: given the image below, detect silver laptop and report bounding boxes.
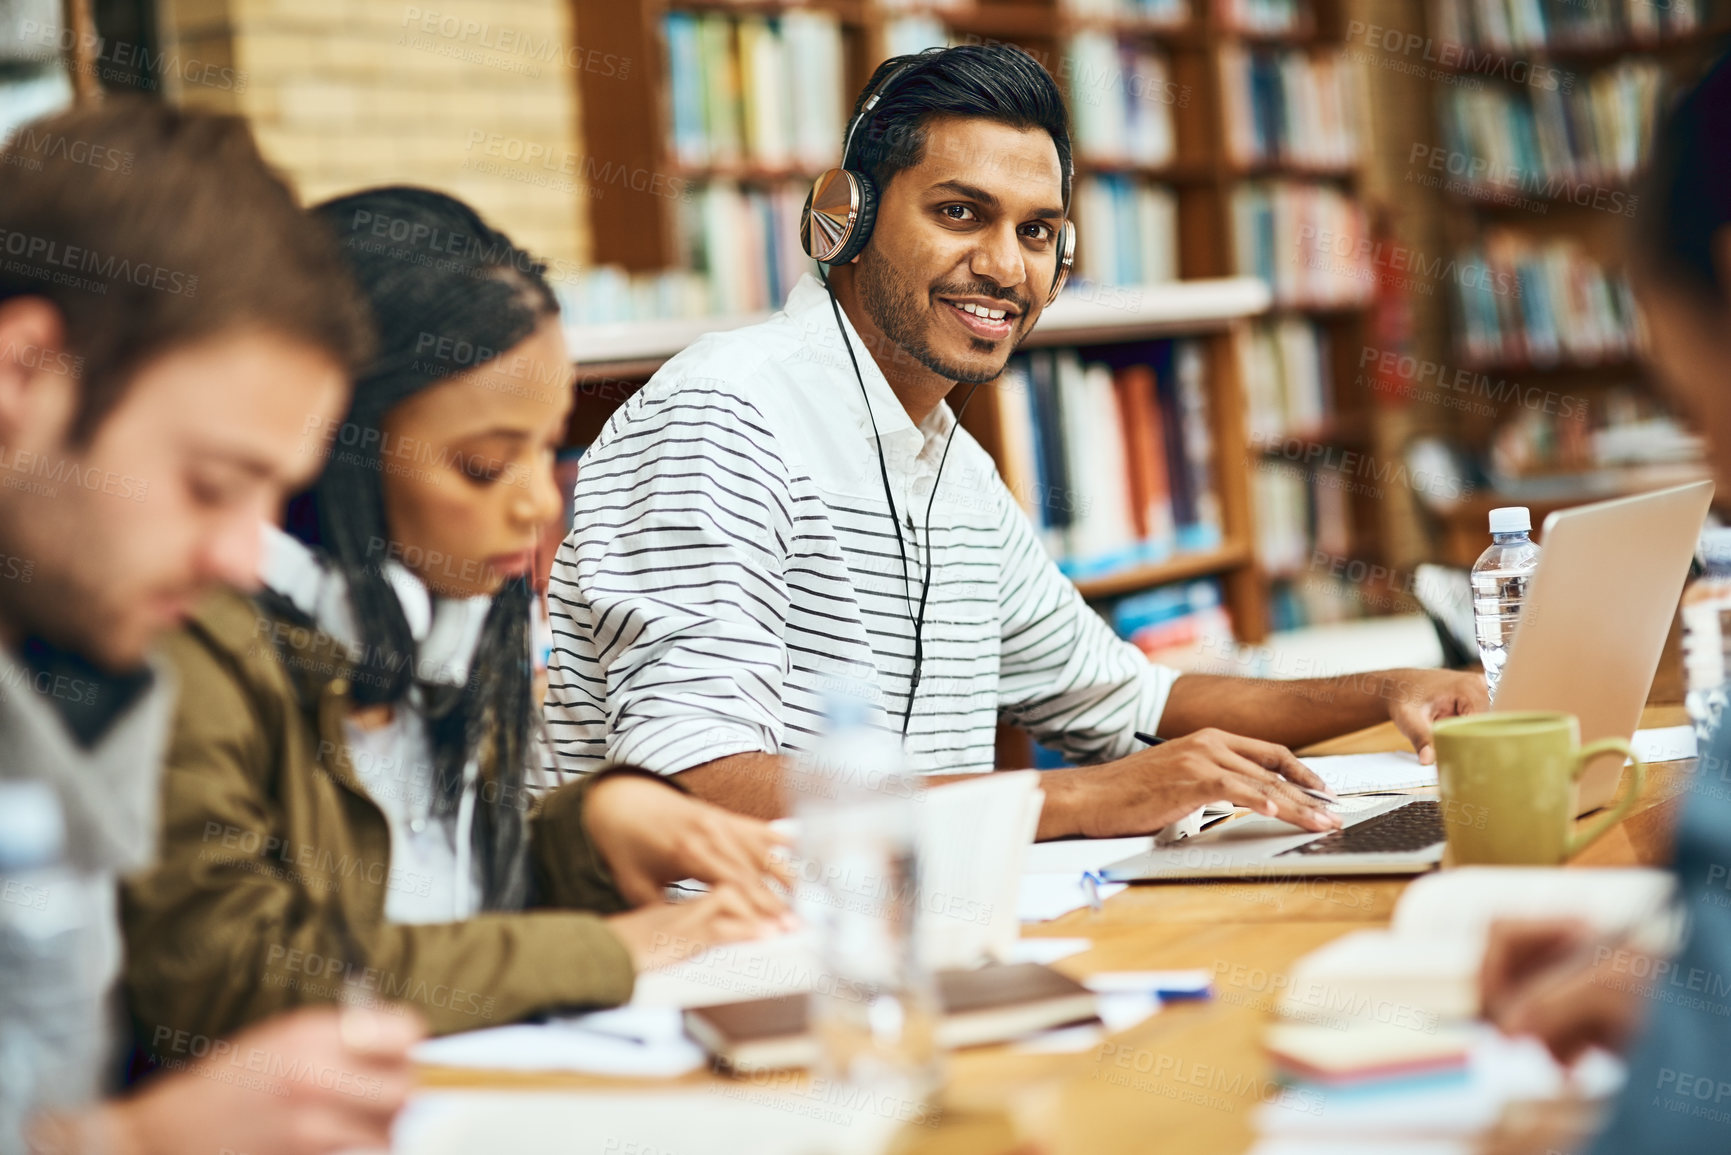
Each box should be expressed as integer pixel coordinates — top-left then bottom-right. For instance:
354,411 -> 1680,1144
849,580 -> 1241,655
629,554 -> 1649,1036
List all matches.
1497,479 -> 1712,814
1101,794 -> 1447,881
1103,480 -> 1713,882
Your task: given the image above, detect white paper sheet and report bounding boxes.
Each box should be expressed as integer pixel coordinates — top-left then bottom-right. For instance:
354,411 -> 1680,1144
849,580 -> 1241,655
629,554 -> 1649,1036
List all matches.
630,930 -> 820,1009
1301,751 -> 1435,794
1021,836 -> 1157,875
1005,937 -> 1091,965
394,1089 -> 910,1155
411,1006 -> 704,1077
1016,874 -> 1126,922
1632,724 -> 1698,763
1012,991 -> 1159,1054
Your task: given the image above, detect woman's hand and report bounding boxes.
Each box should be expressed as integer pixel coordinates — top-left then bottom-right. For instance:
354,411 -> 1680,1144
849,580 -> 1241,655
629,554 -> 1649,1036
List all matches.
584,772 -> 794,923
605,883 -> 786,971
1480,918 -> 1646,1065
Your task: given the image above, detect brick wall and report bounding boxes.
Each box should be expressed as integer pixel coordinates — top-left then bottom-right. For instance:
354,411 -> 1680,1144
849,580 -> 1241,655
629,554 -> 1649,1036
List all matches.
160,0 -> 588,270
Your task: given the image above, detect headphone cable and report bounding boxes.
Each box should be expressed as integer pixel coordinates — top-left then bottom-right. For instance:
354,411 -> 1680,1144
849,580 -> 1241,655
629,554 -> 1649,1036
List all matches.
823,273 -> 979,737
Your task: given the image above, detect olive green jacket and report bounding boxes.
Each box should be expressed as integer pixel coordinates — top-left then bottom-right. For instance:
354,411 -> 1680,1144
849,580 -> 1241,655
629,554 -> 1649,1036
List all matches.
120,588 -> 635,1050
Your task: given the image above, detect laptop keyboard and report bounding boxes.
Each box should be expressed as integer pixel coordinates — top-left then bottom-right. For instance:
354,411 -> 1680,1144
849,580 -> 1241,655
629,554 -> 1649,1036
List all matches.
1278,799 -> 1444,857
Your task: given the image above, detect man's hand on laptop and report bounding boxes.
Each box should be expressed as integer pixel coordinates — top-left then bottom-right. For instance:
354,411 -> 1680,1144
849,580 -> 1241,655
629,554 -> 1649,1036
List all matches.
1383,668 -> 1490,764
1036,729 -> 1344,840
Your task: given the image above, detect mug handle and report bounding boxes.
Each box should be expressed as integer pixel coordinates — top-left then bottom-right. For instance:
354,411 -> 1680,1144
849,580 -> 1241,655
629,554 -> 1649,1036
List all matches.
1565,738 -> 1645,859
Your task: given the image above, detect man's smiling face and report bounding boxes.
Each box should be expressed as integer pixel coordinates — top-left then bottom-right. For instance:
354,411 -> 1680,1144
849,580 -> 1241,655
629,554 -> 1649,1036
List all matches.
852,115 -> 1066,386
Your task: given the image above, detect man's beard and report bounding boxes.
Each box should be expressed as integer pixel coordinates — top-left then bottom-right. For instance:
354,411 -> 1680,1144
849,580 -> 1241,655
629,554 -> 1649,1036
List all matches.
855,247 -> 1019,386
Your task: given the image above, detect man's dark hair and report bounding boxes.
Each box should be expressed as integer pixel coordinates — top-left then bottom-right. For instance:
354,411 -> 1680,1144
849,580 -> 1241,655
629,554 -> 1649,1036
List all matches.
1637,51 -> 1731,304
846,44 -> 1072,206
0,96 -> 372,442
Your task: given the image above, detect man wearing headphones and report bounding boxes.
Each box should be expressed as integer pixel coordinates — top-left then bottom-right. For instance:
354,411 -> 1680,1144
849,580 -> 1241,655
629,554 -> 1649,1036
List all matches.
544,44 -> 1486,839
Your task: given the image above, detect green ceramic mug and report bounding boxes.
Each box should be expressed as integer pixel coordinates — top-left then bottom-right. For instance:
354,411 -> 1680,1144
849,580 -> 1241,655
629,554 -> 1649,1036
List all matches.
1431,711 -> 1645,866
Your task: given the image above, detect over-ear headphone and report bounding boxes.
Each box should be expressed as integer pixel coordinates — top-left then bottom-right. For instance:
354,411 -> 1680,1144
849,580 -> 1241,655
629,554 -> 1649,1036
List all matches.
800,51 -> 1077,310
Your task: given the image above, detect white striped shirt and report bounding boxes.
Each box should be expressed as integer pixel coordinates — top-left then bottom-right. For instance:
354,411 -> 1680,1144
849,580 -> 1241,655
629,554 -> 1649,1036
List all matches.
544,273 -> 1180,778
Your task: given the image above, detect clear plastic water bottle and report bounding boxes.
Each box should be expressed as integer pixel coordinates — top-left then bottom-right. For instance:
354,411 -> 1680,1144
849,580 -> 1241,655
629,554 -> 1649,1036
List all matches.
0,782 -> 109,1155
1471,506 -> 1542,703
1682,528 -> 1731,746
789,694 -> 940,1109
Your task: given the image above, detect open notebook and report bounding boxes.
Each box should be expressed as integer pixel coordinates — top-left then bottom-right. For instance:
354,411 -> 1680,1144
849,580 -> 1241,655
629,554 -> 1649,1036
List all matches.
1274,866 -> 1679,1027
636,771 -> 1045,1009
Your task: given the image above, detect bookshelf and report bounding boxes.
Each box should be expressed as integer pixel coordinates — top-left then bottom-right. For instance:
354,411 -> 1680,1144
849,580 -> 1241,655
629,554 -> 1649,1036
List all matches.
568,0 -> 1387,649
1420,0 -> 1731,553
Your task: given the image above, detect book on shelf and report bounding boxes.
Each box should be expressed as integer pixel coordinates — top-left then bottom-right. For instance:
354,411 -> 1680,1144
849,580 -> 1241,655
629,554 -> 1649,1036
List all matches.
1233,180 -> 1374,306
1061,0 -> 1191,25
1217,0 -> 1316,37
1439,58 -> 1665,193
1427,0 -> 1708,53
997,342 -> 1222,580
662,7 -> 844,173
1067,32 -> 1178,168
1239,316 -> 1332,441
1111,578 -> 1234,661
1452,229 -> 1641,367
676,180 -> 814,314
1255,446 -> 1352,588
1487,385 -> 1705,481
1074,174 -> 1179,285
1219,46 -> 1357,169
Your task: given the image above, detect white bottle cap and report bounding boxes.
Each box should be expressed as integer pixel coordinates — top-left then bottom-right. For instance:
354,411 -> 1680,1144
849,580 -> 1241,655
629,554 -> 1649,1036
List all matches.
0,780 -> 65,870
1488,506 -> 1531,534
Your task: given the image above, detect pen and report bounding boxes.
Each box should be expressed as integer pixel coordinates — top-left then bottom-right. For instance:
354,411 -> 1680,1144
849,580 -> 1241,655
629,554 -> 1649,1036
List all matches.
1081,869 -> 1105,914
1132,730 -> 1340,805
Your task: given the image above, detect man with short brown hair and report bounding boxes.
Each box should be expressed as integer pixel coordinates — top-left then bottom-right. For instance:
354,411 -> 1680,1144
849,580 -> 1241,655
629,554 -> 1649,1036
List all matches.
0,97 -> 420,1155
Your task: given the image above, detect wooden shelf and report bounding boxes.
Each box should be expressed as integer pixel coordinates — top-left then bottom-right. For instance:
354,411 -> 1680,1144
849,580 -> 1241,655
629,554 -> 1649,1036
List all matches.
1074,157 -> 1216,182
1426,23 -> 1731,73
1056,15 -> 1194,38
1228,161 -> 1358,181
565,275 -> 1271,368
1444,175 -> 1637,212
667,163 -> 825,184
1456,352 -> 1642,376
933,2 -> 1055,40
1073,541 -> 1254,600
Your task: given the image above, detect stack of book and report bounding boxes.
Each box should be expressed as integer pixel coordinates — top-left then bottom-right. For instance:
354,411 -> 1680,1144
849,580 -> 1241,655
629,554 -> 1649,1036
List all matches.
1453,229 -> 1642,367
1067,33 -> 1178,168
662,8 -> 845,173
1074,175 -> 1179,285
1427,0 -> 1709,50
1061,0 -> 1191,25
995,343 -> 1223,579
1239,317 -> 1332,441
1487,385 -> 1705,480
1232,181 -> 1374,306
1440,58 -> 1666,192
675,181 -> 813,314
555,268 -> 715,326
1220,46 -> 1357,170
1110,579 -> 1234,661
1218,0 -> 1315,36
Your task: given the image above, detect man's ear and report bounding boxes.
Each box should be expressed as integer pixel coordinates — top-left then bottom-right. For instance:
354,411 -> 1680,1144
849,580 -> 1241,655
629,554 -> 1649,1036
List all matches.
0,296 -> 76,448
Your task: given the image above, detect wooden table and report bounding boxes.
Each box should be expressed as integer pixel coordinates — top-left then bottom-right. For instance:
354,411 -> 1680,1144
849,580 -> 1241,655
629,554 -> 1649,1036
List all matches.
421,705 -> 1696,1154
